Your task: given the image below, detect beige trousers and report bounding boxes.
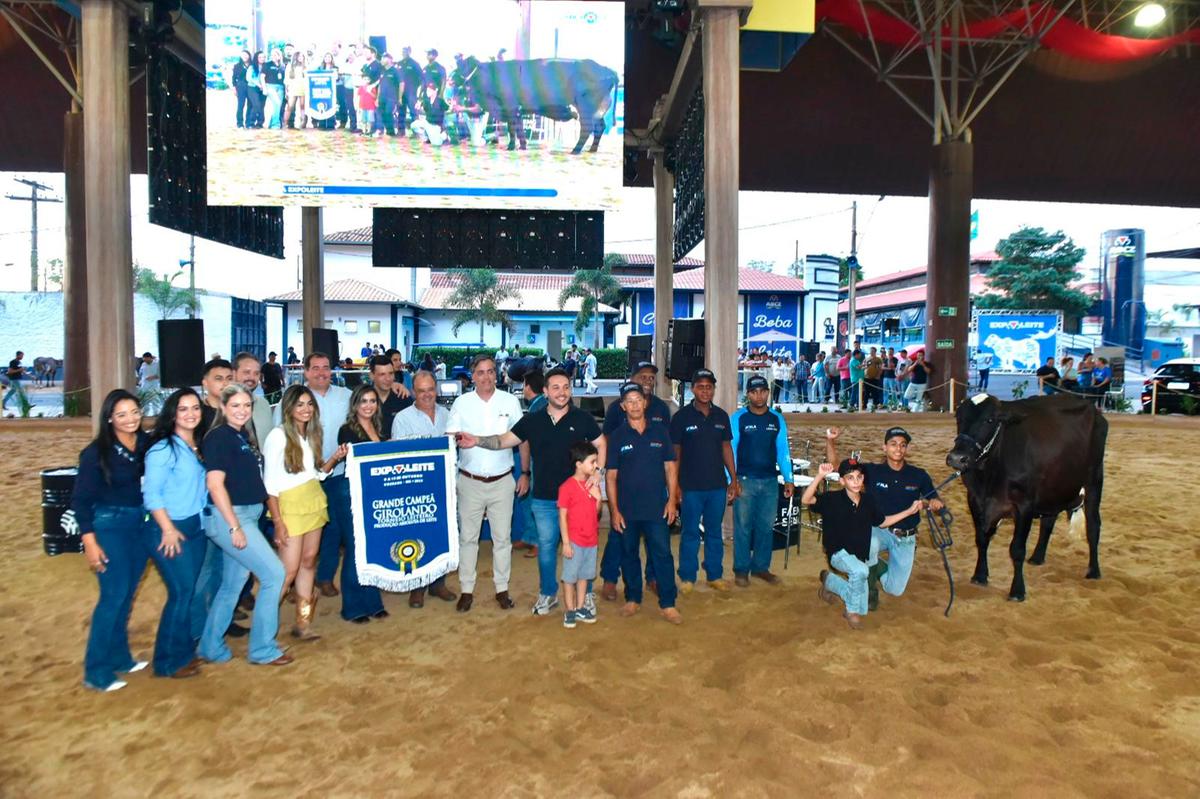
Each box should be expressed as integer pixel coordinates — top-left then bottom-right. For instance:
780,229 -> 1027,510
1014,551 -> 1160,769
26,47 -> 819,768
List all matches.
456,473 -> 515,593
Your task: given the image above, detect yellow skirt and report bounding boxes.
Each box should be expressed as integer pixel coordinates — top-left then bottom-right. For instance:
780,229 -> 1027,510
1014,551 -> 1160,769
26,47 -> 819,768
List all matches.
277,479 -> 329,537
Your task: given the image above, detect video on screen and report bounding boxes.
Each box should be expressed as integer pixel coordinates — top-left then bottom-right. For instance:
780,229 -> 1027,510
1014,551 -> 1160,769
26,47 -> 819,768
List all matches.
204,0 -> 625,210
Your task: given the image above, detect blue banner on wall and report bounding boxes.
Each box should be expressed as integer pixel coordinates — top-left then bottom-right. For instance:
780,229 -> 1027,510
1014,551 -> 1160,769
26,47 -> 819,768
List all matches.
306,69 -> 338,121
633,290 -> 692,338
975,312 -> 1061,374
346,436 -> 458,592
745,293 -> 801,358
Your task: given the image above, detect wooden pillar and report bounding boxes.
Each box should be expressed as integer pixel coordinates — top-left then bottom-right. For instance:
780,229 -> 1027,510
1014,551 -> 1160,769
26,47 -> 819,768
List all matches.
926,140 -> 973,411
63,109 -> 89,414
652,148 -> 674,402
701,4 -> 743,413
301,207 -> 324,355
82,0 -> 133,418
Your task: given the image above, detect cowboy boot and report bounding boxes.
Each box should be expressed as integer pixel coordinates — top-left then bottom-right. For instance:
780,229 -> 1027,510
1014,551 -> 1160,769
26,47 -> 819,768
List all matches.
292,592 -> 321,641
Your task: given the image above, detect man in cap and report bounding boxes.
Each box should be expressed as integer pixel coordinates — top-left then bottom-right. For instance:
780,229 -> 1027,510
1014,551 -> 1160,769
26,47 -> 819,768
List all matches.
606,382 -> 681,623
730,374 -> 793,587
424,48 -> 447,93
670,369 -> 738,593
825,425 -> 944,610
599,360 -> 672,600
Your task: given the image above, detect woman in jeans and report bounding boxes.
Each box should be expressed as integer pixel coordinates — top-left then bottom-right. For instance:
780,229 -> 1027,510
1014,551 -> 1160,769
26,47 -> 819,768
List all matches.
199,384 -> 292,666
246,51 -> 266,128
262,386 -> 344,641
333,384 -> 389,622
142,388 -> 209,679
73,389 -> 150,692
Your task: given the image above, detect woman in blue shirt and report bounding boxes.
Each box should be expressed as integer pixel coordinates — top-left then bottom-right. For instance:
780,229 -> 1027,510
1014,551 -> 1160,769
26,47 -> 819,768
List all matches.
142,389 -> 208,679
73,389 -> 150,692
199,384 -> 292,667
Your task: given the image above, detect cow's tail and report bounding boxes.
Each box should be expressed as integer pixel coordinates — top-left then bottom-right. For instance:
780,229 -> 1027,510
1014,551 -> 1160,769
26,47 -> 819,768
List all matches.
1068,490 -> 1086,538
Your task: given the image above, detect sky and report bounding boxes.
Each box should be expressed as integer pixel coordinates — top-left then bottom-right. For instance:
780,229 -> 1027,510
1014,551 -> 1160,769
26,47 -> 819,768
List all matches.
1,170 -> 1197,304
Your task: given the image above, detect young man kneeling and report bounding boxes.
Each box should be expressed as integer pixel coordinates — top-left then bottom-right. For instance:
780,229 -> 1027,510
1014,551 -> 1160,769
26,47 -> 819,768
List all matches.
802,459 -> 922,629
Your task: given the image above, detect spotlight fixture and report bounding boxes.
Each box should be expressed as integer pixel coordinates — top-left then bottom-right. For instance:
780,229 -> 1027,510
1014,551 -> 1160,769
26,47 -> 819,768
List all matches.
1133,2 -> 1167,28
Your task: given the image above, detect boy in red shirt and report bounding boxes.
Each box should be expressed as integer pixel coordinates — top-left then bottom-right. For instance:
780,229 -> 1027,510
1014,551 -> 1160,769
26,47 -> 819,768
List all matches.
557,440 -> 602,628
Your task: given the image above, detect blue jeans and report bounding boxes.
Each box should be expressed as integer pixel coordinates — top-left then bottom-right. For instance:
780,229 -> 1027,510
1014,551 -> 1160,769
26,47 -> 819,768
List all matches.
734,476 -> 777,575
83,505 -> 149,689
2,381 -> 21,407
145,513 -> 205,676
600,530 -> 655,585
678,489 -> 727,582
199,504 -> 284,664
883,377 -> 898,404
619,518 -> 677,609
265,83 -> 284,128
825,549 -> 870,615
190,519 -> 223,642
809,376 -> 826,403
316,476 -> 347,583
869,526 -> 917,596
326,476 -> 384,620
531,497 -> 597,598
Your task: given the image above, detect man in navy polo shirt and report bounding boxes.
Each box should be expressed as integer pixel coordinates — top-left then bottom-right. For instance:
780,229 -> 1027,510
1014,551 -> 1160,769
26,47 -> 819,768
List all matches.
670,368 -> 738,593
607,382 -> 681,623
730,374 -> 793,587
599,359 -> 670,600
826,425 -> 944,610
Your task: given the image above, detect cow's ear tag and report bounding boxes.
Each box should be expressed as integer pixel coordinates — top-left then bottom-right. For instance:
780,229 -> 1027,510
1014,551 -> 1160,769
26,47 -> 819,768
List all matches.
971,393 -> 989,405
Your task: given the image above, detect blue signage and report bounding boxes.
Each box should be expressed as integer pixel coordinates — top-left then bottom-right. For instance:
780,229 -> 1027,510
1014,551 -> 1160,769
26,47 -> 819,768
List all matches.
634,291 -> 692,338
745,293 -> 801,358
306,69 -> 338,121
975,312 -> 1061,374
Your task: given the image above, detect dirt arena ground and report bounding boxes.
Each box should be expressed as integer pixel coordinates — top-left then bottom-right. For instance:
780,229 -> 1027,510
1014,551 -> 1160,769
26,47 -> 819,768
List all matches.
1,413 -> 1198,798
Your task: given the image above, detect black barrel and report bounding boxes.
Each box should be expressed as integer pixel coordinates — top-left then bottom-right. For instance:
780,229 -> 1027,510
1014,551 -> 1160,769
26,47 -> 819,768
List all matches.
42,467 -> 82,556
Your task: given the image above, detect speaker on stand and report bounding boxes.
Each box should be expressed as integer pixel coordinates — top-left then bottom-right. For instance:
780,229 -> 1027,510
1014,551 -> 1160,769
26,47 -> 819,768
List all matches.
666,319 -> 705,381
157,319 -> 206,388
311,328 -> 340,365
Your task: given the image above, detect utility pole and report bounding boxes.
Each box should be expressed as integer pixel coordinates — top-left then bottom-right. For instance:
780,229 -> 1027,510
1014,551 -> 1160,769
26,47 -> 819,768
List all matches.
178,234 -> 196,318
847,200 -> 858,350
6,178 -> 62,292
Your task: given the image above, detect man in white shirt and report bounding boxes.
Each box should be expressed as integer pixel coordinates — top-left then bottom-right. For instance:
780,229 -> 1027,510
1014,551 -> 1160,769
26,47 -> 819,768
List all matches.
391,369 -> 458,608
137,352 -> 160,391
445,355 -> 529,612
583,348 -> 598,394
276,352 -> 354,597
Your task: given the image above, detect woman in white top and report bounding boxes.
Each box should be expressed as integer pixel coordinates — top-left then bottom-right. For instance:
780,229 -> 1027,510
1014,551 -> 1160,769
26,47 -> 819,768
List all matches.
284,51 -> 308,129
262,385 -> 346,640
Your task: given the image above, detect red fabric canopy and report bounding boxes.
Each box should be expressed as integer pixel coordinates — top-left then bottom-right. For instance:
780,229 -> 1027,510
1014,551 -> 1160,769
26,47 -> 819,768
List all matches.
815,0 -> 1200,62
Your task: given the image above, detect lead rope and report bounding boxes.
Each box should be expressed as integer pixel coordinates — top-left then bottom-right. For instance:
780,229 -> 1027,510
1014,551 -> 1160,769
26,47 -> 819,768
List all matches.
923,471 -> 962,617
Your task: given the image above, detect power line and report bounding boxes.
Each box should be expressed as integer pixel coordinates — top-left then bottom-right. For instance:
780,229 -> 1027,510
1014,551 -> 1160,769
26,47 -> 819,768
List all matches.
5,178 -> 62,291
606,206 -> 854,245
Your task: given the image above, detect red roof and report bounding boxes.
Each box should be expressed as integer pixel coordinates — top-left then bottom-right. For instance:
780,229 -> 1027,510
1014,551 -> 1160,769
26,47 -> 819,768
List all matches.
853,251 -> 1000,290
625,266 -> 806,292
837,273 -> 991,312
267,278 -> 414,304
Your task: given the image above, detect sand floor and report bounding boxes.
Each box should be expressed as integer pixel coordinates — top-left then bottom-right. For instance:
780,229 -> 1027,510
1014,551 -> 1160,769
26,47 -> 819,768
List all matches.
1,414 -> 1198,798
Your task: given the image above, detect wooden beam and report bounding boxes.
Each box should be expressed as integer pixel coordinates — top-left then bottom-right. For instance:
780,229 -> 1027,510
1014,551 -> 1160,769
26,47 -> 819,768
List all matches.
301,207 -> 324,356
653,25 -> 703,144
63,109 -> 89,414
652,148 -> 674,402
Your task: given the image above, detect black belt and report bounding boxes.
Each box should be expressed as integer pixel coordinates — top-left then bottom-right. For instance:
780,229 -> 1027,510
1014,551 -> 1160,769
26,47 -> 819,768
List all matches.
890,527 -> 919,538
458,468 -> 513,484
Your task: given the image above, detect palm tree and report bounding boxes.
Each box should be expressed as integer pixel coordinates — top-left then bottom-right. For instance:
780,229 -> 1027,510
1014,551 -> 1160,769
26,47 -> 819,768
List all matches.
445,268 -> 519,341
558,255 -> 624,349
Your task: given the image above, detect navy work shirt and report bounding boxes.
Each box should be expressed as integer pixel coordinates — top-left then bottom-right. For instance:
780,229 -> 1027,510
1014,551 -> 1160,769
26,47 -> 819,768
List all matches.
71,431 -> 149,532
606,420 -> 675,520
669,401 -> 732,492
603,392 -> 671,435
862,462 -> 935,532
730,407 -> 793,481
511,405 -> 601,501
202,424 -> 267,506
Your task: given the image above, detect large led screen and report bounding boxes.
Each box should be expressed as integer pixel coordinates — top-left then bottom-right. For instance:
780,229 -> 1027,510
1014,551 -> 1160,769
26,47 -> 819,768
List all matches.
205,0 -> 624,210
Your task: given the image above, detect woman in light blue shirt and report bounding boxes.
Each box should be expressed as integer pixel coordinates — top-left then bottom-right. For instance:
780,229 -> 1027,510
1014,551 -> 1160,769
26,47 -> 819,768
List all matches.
143,388 -> 209,679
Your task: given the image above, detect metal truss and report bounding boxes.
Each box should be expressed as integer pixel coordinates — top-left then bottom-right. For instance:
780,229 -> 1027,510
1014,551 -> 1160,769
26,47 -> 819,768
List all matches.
0,1 -> 81,105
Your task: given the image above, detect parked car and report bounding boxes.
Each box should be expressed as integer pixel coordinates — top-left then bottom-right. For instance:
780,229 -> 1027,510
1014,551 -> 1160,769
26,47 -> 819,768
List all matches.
1141,357 -> 1200,414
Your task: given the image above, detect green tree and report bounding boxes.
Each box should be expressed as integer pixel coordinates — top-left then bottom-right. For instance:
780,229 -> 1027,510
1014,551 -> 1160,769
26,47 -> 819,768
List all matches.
787,257 -> 803,279
445,268 -> 518,340
44,258 -> 64,291
747,259 -> 775,273
975,227 -> 1095,318
558,260 -> 623,347
839,257 -> 864,287
133,263 -> 202,319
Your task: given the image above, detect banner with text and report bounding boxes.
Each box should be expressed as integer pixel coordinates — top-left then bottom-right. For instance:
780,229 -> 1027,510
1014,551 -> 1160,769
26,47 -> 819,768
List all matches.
633,290 -> 693,338
347,436 -> 458,592
973,311 -> 1062,374
745,293 -> 802,359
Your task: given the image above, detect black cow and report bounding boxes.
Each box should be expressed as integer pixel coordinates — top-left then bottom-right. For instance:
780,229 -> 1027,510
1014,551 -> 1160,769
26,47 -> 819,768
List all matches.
946,393 -> 1107,601
456,56 -> 618,153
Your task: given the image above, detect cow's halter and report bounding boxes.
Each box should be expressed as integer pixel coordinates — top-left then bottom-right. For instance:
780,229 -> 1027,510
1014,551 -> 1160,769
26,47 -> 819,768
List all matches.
956,419 -> 1003,465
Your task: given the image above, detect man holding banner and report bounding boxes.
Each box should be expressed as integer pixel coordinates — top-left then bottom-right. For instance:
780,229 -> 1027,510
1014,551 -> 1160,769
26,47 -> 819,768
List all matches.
445,356 -> 528,613
456,368 -> 604,620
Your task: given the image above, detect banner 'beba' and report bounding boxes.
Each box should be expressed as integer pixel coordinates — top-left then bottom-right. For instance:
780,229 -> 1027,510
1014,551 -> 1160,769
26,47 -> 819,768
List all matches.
347,436 -> 459,592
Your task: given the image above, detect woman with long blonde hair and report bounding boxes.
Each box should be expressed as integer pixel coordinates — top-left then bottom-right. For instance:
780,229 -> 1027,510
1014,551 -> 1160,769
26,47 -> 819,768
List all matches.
262,385 -> 346,640
284,51 -> 308,128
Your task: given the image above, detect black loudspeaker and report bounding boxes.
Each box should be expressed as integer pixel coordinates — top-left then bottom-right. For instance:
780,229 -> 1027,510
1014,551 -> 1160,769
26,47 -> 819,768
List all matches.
799,340 -> 819,362
430,210 -> 462,267
311,328 -> 340,365
490,212 -> 519,269
517,212 -> 548,267
158,319 -> 206,388
544,212 -> 575,269
400,210 -> 432,267
368,36 -> 388,56
667,319 -> 705,380
627,334 -> 652,373
575,212 -> 603,268
460,211 -> 490,268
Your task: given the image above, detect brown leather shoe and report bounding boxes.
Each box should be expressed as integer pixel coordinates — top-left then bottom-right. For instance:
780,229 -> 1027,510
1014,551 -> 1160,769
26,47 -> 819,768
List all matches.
428,582 -> 457,602
495,591 -> 515,610
512,540 -> 532,551
601,581 -> 618,601
316,580 -> 339,598
734,573 -> 750,588
170,662 -> 201,679
409,589 -> 425,608
524,545 -> 538,559
753,571 -> 781,585
456,593 -> 474,613
262,653 -> 295,666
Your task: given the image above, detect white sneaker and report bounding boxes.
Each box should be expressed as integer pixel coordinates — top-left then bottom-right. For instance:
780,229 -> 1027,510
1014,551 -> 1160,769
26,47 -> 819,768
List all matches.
84,679 -> 127,692
531,594 -> 559,616
583,592 -> 597,617
123,661 -> 149,674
